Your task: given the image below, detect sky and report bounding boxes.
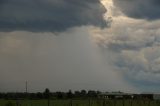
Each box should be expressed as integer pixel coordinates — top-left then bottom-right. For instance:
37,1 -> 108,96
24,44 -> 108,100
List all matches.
0,0 -> 160,93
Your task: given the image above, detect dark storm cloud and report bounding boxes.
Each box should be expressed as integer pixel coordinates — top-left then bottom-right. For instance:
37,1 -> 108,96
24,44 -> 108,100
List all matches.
0,0 -> 107,32
113,0 -> 160,20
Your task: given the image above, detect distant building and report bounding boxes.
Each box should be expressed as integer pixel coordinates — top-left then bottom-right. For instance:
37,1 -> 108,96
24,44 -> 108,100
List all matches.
99,92 -> 133,99
153,94 -> 160,100
140,93 -> 160,100
138,94 -> 153,100
99,92 -> 160,100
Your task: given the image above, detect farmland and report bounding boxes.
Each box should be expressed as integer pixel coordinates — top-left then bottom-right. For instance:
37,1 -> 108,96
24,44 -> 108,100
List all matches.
1,99 -> 160,106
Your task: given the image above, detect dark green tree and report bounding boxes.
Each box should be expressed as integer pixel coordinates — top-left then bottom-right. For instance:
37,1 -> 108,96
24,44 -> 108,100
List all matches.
87,90 -> 97,98
74,91 -> 81,98
44,88 -> 50,106
80,90 -> 87,97
56,92 -> 64,99
67,90 -> 73,99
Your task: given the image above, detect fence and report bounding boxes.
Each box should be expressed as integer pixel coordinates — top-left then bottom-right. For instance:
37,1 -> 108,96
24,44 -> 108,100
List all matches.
1,99 -> 160,106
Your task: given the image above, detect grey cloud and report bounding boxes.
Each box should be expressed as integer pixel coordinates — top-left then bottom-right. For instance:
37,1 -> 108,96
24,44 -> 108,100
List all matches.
91,18 -> 160,86
0,0 -> 107,32
102,46 -> 160,86
94,28 -> 157,52
113,0 -> 160,20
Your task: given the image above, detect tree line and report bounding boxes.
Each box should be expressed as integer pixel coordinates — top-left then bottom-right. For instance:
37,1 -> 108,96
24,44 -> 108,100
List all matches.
0,89 -> 101,100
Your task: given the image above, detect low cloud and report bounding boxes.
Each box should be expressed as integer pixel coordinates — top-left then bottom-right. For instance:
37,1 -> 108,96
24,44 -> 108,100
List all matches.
0,0 -> 107,32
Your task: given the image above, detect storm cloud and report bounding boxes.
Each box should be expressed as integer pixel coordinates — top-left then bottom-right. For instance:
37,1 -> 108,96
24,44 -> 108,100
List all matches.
0,0 -> 107,32
113,0 -> 160,20
1,0 -> 160,92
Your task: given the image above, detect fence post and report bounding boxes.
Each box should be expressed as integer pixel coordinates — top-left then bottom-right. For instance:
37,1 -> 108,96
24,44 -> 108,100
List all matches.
122,99 -> 125,106
130,100 -> 132,106
70,99 -> 72,106
156,100 -> 159,106
16,100 -> 19,106
103,99 -> 105,106
89,99 -> 91,106
48,98 -> 50,106
114,99 -> 116,106
148,100 -> 150,106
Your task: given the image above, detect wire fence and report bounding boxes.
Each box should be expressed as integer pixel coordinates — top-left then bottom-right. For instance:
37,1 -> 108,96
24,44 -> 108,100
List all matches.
1,99 -> 160,106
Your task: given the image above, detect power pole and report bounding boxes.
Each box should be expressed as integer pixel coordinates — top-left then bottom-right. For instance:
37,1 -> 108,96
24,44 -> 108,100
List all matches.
26,81 -> 28,93
25,81 -> 28,106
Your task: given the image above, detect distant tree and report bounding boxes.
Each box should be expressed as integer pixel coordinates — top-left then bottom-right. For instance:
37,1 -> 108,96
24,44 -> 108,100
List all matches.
36,92 -> 44,99
87,90 -> 97,98
44,88 -> 50,99
0,93 -> 2,99
56,92 -> 64,99
96,91 -> 101,95
74,91 -> 81,98
29,93 -> 36,99
44,88 -> 50,106
67,90 -> 73,99
80,90 -> 87,97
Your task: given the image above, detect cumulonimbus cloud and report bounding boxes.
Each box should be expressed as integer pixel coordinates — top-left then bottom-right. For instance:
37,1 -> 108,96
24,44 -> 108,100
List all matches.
89,0 -> 160,87
91,17 -> 160,85
0,0 -> 107,32
113,0 -> 160,20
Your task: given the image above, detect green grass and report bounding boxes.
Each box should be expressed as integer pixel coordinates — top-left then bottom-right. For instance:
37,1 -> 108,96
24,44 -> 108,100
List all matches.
0,99 -> 160,106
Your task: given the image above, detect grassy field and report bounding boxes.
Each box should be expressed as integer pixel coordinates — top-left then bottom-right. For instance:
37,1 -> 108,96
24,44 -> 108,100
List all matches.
0,99 -> 160,106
